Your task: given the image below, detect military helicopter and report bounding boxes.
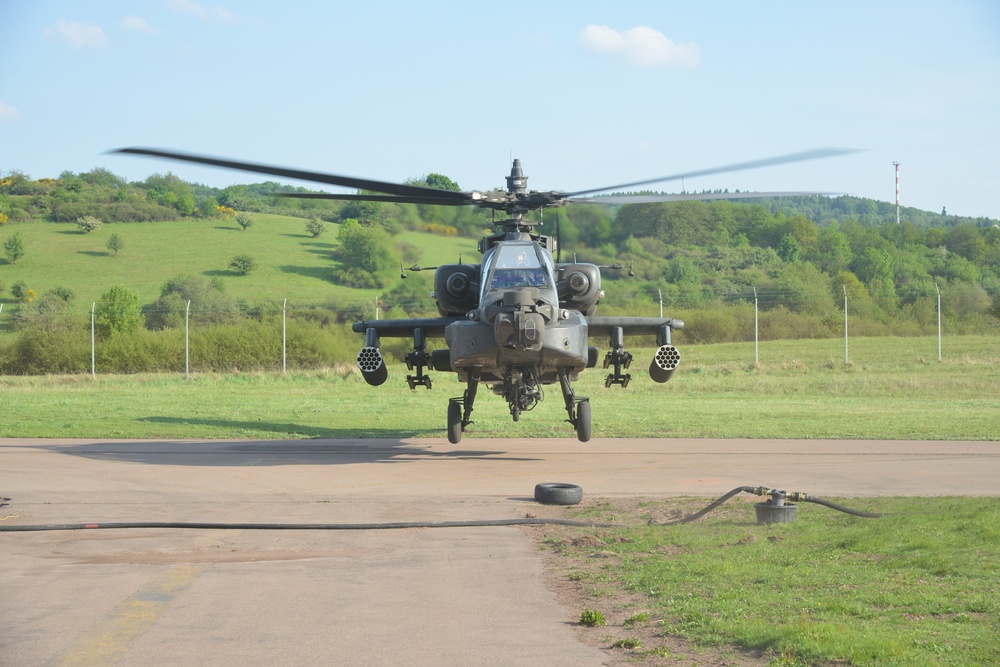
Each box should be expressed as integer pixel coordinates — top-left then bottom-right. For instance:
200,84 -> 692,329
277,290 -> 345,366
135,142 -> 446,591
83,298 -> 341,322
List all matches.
115,147 -> 853,443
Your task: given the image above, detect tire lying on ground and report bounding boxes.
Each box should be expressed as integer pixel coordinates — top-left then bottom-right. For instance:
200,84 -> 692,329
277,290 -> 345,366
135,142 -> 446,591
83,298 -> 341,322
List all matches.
534,482 -> 583,505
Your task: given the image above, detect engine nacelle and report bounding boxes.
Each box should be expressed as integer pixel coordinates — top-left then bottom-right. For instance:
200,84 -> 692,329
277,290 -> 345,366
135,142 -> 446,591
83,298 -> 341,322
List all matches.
555,263 -> 602,316
649,344 -> 681,383
433,264 -> 479,316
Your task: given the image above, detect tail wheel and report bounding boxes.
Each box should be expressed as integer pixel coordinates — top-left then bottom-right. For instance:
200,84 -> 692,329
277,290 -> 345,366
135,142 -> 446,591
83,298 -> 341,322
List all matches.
575,400 -> 592,443
447,401 -> 463,444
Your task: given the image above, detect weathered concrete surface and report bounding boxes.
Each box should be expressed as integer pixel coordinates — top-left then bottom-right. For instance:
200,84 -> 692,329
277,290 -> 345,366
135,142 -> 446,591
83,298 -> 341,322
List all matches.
2,437 -> 997,665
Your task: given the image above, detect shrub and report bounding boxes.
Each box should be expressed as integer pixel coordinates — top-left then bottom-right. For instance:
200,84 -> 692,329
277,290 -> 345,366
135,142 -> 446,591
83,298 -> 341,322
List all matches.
4,301 -> 88,374
579,609 -> 606,627
11,280 -> 33,303
46,286 -> 75,302
76,215 -> 103,233
236,212 -> 254,231
306,217 -> 326,238
146,275 -> 237,330
229,254 -> 258,276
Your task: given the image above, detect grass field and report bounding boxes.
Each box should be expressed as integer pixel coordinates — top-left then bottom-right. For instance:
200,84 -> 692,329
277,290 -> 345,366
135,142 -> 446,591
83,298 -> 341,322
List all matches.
0,217 -> 479,330
543,496 -> 1000,666
1,336 -> 996,440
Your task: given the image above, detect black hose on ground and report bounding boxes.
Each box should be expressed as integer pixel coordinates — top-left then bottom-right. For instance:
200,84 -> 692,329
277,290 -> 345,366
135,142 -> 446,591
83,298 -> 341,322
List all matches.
0,518 -> 616,533
802,496 -> 882,518
0,486 -> 880,533
649,486 -> 882,526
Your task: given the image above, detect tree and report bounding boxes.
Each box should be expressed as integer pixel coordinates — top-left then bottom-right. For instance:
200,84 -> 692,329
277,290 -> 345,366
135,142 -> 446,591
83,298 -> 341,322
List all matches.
236,212 -> 254,231
778,234 -> 801,263
146,274 -> 236,330
76,215 -> 102,233
424,173 -> 461,191
5,232 -> 24,265
332,219 -> 395,288
95,285 -> 143,338
305,217 -> 326,238
229,254 -> 258,276
106,233 -> 124,256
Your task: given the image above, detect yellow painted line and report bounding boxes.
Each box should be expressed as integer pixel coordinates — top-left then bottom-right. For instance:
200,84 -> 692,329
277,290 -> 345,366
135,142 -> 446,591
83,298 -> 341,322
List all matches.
49,564 -> 203,666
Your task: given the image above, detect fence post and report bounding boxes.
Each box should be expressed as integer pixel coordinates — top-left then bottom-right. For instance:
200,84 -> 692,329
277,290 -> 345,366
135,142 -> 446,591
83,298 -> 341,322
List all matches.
935,283 -> 942,361
843,286 -> 849,365
185,300 -> 191,380
282,298 -> 287,375
91,302 -> 96,379
753,287 -> 759,366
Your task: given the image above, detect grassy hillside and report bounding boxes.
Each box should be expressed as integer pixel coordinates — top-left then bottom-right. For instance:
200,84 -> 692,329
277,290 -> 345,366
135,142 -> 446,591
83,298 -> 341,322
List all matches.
0,217 -> 479,317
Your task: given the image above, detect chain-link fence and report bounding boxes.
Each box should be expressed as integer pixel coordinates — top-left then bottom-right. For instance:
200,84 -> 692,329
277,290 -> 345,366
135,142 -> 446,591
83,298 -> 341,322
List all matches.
0,290 -> 996,376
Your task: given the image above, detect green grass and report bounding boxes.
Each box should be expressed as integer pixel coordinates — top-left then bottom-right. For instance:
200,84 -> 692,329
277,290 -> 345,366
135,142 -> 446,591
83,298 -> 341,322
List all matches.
551,496 -> 1000,666
0,336 -> 996,439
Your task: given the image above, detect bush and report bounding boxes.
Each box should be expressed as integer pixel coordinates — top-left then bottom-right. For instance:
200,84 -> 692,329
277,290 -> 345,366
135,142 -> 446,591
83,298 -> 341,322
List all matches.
11,280 -> 35,303
229,254 -> 258,276
76,215 -> 103,233
4,302 -> 88,374
236,212 -> 254,231
580,609 -> 606,627
146,275 -> 237,330
305,218 -> 326,238
95,329 -> 184,373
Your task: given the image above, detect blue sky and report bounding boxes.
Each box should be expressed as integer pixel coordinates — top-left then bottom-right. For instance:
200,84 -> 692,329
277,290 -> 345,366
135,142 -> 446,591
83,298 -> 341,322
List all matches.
2,1 -> 998,219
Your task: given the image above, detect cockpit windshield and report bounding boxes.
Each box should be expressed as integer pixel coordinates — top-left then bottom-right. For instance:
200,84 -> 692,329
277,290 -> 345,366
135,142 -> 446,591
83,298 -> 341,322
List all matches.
487,244 -> 549,291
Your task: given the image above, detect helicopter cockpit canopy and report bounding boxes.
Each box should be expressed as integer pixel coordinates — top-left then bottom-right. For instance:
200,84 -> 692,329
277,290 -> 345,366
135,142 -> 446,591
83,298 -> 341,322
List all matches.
481,241 -> 557,307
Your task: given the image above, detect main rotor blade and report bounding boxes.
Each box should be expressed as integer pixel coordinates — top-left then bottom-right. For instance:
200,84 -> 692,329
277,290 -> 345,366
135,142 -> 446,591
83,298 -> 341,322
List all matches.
274,192 -> 469,205
569,190 -> 842,205
565,148 -> 859,198
112,147 -> 471,203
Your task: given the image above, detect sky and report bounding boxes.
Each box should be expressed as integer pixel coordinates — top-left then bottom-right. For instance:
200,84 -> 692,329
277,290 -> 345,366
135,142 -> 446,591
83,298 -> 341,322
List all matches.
2,1 -> 999,219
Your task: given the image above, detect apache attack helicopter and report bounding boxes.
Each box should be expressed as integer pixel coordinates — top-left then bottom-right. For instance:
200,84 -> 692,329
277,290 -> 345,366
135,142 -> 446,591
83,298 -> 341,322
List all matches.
115,147 -> 853,443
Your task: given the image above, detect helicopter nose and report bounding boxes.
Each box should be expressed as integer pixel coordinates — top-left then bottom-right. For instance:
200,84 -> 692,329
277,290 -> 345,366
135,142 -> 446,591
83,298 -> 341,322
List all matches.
494,313 -> 544,351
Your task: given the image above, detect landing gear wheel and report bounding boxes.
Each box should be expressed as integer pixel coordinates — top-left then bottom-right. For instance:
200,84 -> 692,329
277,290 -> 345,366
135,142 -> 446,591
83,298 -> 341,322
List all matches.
575,400 -> 592,443
534,482 -> 583,505
447,401 -> 463,444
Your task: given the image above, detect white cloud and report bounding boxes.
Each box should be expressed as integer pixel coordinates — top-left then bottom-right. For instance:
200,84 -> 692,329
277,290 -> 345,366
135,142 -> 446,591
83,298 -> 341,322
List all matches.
165,0 -> 240,24
43,19 -> 109,49
121,16 -> 156,34
0,100 -> 21,122
579,25 -> 700,68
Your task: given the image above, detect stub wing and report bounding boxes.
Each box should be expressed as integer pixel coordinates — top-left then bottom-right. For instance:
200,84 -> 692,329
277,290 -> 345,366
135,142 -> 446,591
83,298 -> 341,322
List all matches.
585,316 -> 684,338
351,317 -> 463,338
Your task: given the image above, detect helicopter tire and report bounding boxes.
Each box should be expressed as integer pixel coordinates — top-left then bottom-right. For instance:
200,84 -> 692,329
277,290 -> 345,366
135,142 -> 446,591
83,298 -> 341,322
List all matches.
534,482 -> 583,506
575,400 -> 592,443
447,401 -> 463,444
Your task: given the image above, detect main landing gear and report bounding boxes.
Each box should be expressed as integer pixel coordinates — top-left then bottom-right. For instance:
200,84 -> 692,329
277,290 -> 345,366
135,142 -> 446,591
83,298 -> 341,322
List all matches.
446,368 -> 591,443
559,369 -> 591,443
447,371 -> 479,444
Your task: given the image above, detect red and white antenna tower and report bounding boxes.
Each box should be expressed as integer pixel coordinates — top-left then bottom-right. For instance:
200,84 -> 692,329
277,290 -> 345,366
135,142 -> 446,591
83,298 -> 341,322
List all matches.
893,161 -> 900,224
